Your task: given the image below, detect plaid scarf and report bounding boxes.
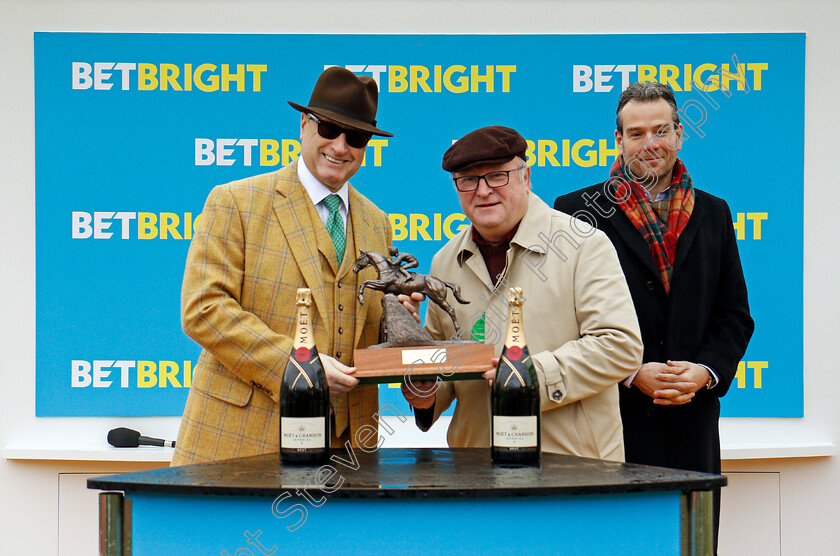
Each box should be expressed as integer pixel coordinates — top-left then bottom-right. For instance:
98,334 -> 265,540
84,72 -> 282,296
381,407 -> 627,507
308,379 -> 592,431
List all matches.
610,158 -> 694,294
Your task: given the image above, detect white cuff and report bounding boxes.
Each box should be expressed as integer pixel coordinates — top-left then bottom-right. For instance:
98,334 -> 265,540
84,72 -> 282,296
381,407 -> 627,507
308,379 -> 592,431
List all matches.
623,367 -> 640,387
699,364 -> 719,388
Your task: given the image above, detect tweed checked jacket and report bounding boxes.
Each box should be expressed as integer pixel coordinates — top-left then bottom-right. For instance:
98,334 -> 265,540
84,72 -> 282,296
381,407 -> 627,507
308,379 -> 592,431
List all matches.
172,161 -> 391,466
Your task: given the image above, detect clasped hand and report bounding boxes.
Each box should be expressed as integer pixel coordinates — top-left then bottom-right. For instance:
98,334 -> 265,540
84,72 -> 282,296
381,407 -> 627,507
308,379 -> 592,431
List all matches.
633,360 -> 710,406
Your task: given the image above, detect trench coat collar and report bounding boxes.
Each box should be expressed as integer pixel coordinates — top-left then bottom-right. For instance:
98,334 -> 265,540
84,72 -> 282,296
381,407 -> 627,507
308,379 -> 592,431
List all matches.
454,193 -> 552,288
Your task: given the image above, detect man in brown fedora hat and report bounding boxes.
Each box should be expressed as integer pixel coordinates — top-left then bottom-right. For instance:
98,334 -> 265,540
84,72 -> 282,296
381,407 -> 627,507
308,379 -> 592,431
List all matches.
173,66 -> 417,465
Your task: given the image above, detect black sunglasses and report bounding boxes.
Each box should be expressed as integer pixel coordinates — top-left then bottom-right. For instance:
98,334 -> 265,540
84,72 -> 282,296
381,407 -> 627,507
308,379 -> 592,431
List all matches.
308,114 -> 372,149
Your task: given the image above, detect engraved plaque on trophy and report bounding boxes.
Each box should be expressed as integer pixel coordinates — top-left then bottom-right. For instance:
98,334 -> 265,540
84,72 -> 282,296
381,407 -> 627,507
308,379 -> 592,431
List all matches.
351,248 -> 494,385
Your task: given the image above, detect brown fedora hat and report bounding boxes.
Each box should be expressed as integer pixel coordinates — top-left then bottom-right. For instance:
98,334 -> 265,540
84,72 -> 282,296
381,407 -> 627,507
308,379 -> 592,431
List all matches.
288,66 -> 393,137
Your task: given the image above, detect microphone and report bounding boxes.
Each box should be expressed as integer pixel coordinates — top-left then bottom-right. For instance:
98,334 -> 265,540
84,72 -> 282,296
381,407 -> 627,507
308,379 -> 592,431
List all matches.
107,427 -> 176,448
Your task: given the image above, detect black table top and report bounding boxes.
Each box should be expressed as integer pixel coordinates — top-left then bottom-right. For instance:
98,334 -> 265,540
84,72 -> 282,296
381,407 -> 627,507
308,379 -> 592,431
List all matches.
88,448 -> 725,499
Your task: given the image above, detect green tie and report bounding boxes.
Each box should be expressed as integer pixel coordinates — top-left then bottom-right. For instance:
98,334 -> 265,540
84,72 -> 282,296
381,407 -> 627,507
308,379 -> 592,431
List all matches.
323,194 -> 345,263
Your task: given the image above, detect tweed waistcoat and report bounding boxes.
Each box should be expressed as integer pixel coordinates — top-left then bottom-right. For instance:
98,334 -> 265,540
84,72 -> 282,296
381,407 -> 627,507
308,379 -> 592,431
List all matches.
304,196 -> 380,440
307,198 -> 357,437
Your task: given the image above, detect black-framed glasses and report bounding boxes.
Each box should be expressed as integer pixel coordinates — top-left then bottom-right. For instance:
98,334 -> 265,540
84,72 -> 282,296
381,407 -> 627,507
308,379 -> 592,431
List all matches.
453,167 -> 526,192
308,114 -> 372,149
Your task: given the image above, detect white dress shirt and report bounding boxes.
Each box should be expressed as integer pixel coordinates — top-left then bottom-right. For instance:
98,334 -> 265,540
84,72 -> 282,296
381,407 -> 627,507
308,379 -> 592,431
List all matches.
297,157 -> 349,232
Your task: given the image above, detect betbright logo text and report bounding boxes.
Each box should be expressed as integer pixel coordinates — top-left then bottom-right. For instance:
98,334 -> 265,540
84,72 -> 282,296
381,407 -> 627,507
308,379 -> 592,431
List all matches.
572,60 -> 768,93
71,360 -> 194,388
71,62 -> 267,92
194,138 -> 389,167
326,64 -> 516,93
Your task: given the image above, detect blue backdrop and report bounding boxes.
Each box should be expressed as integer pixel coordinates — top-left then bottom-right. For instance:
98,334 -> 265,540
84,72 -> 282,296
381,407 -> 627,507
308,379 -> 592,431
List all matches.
35,33 -> 804,417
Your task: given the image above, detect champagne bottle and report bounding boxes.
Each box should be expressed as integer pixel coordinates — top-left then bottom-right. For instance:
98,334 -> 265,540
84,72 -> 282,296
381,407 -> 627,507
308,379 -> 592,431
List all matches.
280,288 -> 331,464
491,287 -> 540,464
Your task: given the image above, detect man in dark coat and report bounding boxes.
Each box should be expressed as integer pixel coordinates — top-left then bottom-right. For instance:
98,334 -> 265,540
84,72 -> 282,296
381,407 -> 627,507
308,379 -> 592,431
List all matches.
554,81 -> 753,553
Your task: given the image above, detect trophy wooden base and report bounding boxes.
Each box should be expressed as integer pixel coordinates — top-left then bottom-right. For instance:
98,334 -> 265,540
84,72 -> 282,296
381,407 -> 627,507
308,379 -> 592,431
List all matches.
353,343 -> 495,385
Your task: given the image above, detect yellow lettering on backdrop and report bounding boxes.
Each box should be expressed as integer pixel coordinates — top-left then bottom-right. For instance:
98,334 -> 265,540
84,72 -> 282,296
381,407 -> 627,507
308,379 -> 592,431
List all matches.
137,361 -> 157,387
138,213 -> 158,239
138,63 -> 158,90
159,361 -> 182,387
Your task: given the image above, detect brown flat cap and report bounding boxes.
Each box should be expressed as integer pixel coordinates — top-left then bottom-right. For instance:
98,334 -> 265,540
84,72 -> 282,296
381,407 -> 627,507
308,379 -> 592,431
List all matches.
442,126 -> 527,172
288,66 -> 393,137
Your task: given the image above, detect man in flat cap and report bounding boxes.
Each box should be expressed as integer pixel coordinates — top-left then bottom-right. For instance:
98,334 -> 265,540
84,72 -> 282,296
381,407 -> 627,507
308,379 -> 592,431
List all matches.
402,126 -> 643,461
173,67 -> 418,465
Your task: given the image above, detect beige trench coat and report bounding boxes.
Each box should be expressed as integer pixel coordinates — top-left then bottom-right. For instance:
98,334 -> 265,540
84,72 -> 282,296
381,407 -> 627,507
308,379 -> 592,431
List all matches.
425,193 -> 642,461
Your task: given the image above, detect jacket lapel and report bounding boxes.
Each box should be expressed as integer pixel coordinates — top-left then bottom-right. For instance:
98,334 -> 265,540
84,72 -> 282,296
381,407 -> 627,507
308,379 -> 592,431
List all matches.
605,207 -> 662,279
273,163 -> 331,330
348,186 -> 374,348
673,199 -> 704,271
453,228 -> 493,291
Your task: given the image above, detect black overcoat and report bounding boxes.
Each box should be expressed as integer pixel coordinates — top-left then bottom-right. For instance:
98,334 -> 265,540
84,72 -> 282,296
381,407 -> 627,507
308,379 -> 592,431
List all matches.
555,183 -> 754,474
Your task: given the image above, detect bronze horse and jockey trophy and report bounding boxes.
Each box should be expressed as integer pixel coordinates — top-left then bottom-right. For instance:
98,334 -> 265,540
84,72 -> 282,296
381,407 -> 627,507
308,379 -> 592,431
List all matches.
351,247 -> 494,385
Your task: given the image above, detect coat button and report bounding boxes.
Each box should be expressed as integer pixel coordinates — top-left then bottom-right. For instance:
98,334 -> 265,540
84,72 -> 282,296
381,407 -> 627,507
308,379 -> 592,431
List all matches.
338,304 -> 344,311
338,327 -> 344,334
336,351 -> 342,358
646,281 -> 655,291
552,391 -> 562,401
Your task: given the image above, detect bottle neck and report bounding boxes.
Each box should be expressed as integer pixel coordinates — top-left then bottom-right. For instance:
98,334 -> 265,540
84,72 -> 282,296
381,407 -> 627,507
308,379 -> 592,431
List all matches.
504,302 -> 526,348
293,303 -> 315,349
